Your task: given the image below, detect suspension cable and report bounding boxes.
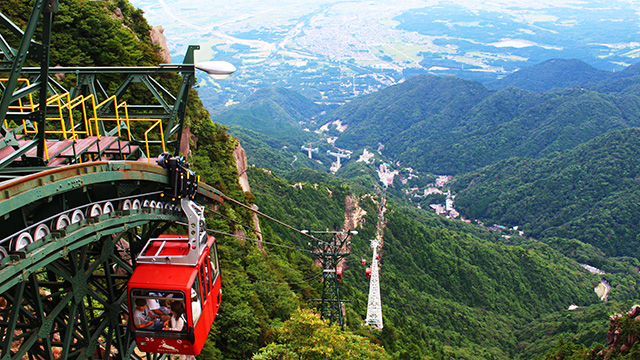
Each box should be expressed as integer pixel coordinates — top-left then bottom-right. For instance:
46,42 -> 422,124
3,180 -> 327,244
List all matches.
222,275 -> 322,294
216,248 -> 319,273
217,192 -> 332,246
225,272 -> 322,286
174,221 -> 313,254
206,206 -> 304,252
208,228 -> 313,254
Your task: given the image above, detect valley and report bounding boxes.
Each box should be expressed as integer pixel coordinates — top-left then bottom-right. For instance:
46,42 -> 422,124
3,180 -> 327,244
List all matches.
208,55 -> 640,358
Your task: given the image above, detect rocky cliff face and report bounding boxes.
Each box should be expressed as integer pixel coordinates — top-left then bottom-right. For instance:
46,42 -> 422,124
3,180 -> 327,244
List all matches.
342,194 -> 367,232
233,143 -> 264,251
234,143 -> 250,193
179,126 -> 195,157
149,25 -> 171,64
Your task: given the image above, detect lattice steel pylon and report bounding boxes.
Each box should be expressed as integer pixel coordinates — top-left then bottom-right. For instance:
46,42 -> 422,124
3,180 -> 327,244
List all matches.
308,230 -> 357,329
365,239 -> 383,329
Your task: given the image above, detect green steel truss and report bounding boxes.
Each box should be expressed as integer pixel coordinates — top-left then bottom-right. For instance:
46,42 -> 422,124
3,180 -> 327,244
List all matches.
1,220 -> 163,360
0,0 -> 56,164
0,0 -> 201,170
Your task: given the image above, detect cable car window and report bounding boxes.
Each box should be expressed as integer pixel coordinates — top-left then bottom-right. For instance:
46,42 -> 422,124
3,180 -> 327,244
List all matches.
210,243 -> 219,278
204,257 -> 211,295
130,290 -> 186,332
200,264 -> 207,298
191,281 -> 202,324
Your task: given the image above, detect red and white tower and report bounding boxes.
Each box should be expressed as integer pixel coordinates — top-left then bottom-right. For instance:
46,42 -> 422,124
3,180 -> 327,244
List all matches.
365,239 -> 383,329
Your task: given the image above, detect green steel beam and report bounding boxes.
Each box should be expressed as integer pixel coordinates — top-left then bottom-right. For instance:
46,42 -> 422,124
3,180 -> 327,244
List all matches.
0,161 -> 223,219
0,140 -> 38,170
36,3 -> 54,160
0,0 -> 52,139
20,64 -> 197,75
1,226 -> 144,359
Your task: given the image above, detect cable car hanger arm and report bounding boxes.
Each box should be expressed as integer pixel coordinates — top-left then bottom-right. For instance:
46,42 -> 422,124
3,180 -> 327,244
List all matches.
135,153 -> 208,266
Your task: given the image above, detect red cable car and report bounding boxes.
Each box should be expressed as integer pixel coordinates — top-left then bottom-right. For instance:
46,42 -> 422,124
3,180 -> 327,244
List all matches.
336,267 -> 343,281
366,267 -> 371,278
361,258 -> 366,266
127,199 -> 221,356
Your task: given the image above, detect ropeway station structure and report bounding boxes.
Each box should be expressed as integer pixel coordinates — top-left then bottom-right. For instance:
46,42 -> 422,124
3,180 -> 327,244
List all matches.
0,1 -> 235,358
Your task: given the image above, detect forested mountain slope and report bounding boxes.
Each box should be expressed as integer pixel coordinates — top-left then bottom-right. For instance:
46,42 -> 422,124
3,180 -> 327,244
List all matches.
589,62 -> 640,95
488,58 -> 640,93
248,168 -> 603,359
201,60 -> 640,177
229,127 -> 327,173
212,87 -> 324,141
451,128 -> 640,258
538,303 -> 640,359
325,75 -> 640,174
0,1 -> 391,358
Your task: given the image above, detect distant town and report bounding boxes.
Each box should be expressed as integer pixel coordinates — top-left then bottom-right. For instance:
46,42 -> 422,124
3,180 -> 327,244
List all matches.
131,0 -> 640,112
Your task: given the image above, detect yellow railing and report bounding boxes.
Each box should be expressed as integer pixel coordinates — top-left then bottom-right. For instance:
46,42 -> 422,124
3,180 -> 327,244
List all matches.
2,80 -> 166,162
1,78 -> 38,135
144,119 -> 166,162
90,95 -> 166,161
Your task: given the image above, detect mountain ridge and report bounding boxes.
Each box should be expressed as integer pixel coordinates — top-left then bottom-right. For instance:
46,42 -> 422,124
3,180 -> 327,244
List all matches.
211,87 -> 324,142
488,58 -> 610,92
323,74 -> 640,174
452,127 -> 640,258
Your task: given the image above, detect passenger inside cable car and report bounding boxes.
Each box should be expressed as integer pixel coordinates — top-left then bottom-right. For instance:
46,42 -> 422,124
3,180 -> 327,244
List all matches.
131,291 -> 184,331
166,301 -> 187,331
127,156 -> 221,355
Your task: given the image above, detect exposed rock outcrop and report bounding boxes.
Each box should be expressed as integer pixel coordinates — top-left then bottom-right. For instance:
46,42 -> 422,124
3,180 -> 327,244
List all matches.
113,7 -> 123,19
232,143 -> 264,252
149,25 -> 171,64
179,126 -> 196,157
251,204 -> 264,252
600,304 -> 640,359
53,64 -> 65,82
234,143 -> 250,193
342,195 -> 367,232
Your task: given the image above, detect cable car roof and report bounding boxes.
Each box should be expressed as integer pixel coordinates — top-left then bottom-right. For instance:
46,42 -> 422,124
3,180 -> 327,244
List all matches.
128,262 -> 197,290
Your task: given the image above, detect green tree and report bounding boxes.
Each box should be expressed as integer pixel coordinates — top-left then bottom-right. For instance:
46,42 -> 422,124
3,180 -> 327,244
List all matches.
252,308 -> 392,360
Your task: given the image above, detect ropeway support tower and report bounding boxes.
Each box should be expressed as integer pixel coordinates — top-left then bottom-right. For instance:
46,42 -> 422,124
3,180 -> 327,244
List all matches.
326,149 -> 351,166
306,229 -> 357,329
301,145 -> 318,159
365,239 -> 383,329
